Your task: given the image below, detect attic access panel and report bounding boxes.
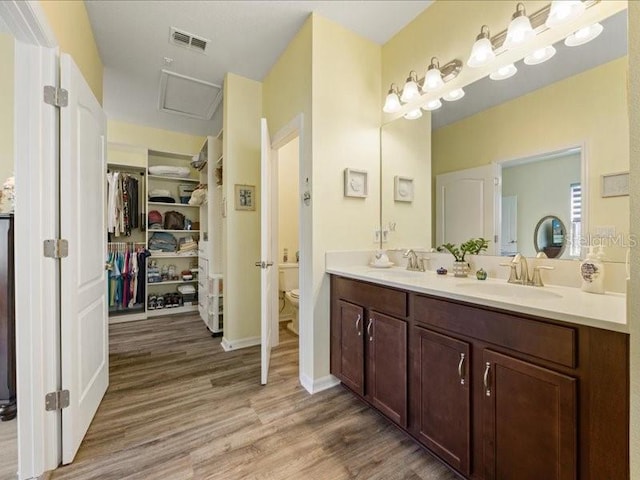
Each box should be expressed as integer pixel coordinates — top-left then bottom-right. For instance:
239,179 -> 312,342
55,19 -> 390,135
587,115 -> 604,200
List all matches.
158,69 -> 222,120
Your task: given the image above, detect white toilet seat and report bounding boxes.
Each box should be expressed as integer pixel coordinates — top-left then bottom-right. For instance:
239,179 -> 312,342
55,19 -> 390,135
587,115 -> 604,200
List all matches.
290,288 -> 300,299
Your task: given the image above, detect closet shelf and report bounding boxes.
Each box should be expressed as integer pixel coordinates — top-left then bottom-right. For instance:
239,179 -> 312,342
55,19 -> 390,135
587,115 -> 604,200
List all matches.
149,229 -> 200,233
148,280 -> 198,286
147,175 -> 200,183
148,202 -> 199,208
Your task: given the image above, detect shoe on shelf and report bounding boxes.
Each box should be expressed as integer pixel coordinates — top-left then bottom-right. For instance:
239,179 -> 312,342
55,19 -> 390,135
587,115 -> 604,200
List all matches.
156,295 -> 165,309
147,295 -> 156,310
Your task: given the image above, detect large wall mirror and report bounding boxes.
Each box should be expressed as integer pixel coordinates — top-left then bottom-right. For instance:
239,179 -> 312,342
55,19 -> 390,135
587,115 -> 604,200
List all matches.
380,7 -> 629,263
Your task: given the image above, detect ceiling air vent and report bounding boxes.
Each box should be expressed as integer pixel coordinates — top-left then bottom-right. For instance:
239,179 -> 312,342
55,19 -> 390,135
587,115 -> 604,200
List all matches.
169,27 -> 209,54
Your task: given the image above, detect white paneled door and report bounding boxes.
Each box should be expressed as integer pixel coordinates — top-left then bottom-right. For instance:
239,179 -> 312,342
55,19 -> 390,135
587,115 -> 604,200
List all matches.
435,164 -> 499,255
259,118 -> 277,385
60,54 -> 108,464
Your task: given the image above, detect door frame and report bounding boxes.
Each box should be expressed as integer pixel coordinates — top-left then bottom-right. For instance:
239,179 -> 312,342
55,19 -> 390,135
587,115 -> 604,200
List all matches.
0,1 -> 61,478
269,114 -> 307,382
495,143 -> 588,257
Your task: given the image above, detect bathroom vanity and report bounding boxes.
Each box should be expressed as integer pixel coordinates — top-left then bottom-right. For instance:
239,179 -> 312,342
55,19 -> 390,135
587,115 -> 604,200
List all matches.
329,270 -> 629,480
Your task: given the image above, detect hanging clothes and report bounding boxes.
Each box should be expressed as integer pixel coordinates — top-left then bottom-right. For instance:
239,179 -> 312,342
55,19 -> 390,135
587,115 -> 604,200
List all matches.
107,171 -> 140,237
107,243 -> 148,312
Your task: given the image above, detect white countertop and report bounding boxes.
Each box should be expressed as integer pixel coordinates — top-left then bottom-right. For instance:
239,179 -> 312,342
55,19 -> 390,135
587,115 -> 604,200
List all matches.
326,265 -> 628,334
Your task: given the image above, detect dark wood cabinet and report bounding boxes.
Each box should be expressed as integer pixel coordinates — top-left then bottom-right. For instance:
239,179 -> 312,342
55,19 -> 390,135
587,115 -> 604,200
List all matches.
411,326 -> 471,475
0,214 -> 16,421
335,300 -> 364,395
481,349 -> 577,480
330,277 -> 408,427
367,311 -> 407,427
330,275 -> 629,480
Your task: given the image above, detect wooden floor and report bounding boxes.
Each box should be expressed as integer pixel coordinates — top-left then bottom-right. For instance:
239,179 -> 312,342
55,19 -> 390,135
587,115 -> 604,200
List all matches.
0,416 -> 17,479
51,314 -> 458,480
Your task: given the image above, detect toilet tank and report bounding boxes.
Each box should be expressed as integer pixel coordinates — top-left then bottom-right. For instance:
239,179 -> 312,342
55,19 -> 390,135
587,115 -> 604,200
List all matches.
278,263 -> 299,292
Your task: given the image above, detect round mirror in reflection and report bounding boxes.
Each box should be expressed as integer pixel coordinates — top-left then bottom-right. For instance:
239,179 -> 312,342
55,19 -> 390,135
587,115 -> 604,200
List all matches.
534,215 -> 566,259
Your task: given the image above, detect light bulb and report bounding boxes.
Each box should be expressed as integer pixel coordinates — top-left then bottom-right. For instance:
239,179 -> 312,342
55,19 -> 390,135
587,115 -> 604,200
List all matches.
504,3 -> 535,50
490,63 -> 517,81
423,58 -> 444,92
383,84 -> 401,113
443,88 -> 465,102
467,25 -> 495,68
400,72 -> 420,103
403,109 -> 423,120
421,98 -> 442,111
565,22 -> 603,47
524,45 -> 557,65
546,1 -> 586,28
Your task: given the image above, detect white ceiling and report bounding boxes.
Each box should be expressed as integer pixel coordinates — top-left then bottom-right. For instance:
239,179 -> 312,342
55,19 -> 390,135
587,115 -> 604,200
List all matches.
86,0 -> 433,136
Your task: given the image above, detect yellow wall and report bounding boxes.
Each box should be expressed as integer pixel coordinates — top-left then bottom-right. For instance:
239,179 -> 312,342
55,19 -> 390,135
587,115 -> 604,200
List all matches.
0,34 -> 14,184
432,58 -> 629,261
108,120 -> 204,154
311,15 -> 381,378
262,17 -> 314,374
39,0 -> 103,103
381,113 -> 431,249
628,2 -> 639,477
278,137 -> 299,259
222,73 -> 263,343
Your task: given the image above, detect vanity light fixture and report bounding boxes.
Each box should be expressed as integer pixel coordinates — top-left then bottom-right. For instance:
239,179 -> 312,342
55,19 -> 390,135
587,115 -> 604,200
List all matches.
490,63 -> 518,81
423,57 -> 445,92
443,88 -> 465,102
467,25 -> 496,68
383,84 -> 402,113
421,98 -> 442,111
400,71 -> 420,103
524,45 -> 557,65
403,108 -> 423,120
545,0 -> 586,28
504,3 -> 535,50
564,22 -> 603,47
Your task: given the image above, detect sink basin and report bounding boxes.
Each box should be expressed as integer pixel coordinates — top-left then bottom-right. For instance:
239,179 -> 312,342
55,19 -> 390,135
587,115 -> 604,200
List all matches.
455,282 -> 562,300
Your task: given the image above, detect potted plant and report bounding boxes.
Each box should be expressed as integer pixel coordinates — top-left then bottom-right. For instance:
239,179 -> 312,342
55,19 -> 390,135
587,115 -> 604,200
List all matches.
437,237 -> 489,277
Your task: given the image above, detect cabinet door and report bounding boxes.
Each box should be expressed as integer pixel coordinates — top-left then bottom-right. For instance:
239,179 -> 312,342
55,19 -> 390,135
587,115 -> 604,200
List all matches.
412,327 -> 471,475
336,300 -> 365,395
368,311 -> 407,427
483,350 -> 577,480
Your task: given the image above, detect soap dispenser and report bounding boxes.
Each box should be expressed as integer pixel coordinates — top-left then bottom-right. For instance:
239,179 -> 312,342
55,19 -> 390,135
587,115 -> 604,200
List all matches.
580,246 -> 604,294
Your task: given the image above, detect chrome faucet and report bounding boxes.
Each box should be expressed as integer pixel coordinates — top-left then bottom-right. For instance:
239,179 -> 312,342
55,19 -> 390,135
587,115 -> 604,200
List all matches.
404,249 -> 426,272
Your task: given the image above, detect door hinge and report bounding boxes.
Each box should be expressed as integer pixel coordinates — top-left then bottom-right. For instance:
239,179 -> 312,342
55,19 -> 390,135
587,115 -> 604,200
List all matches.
43,239 -> 69,259
44,85 -> 68,108
494,234 -> 499,243
45,390 -> 70,411
493,177 -> 500,186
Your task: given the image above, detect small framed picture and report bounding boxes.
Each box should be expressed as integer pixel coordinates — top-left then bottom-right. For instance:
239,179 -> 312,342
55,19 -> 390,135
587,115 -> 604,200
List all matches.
394,176 -> 414,202
344,168 -> 368,198
235,184 -> 255,210
601,172 -> 629,198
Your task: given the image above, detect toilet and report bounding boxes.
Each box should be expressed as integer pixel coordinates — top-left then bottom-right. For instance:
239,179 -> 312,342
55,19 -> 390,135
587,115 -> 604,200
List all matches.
278,263 -> 299,335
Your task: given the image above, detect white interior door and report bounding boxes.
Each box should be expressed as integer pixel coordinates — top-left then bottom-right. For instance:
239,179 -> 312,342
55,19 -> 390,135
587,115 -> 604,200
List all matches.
435,164 -> 499,254
501,195 -> 518,255
259,118 -> 277,385
60,54 -> 108,464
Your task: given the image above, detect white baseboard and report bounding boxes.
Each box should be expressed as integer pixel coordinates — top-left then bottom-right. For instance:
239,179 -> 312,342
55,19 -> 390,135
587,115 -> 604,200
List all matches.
221,336 -> 261,352
300,373 -> 340,394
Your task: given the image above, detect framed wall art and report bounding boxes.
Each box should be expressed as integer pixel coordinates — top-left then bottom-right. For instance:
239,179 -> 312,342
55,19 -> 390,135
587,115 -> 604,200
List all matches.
344,168 -> 368,198
235,184 -> 256,210
394,176 -> 414,202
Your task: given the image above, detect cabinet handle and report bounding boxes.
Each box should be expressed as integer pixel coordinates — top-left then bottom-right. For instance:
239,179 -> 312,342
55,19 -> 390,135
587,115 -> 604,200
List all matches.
483,362 -> 491,397
355,314 -> 361,336
367,318 -> 373,342
458,353 -> 466,385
